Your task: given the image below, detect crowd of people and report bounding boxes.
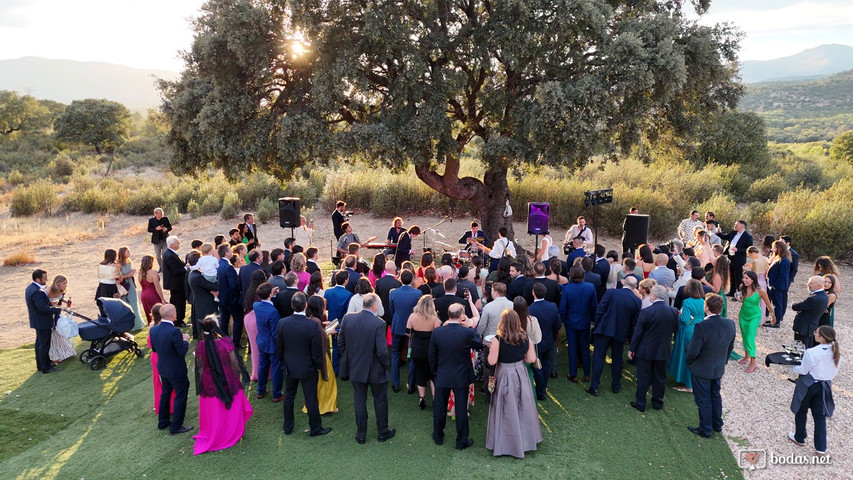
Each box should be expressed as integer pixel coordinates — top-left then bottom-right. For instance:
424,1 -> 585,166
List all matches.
24,205 -> 843,458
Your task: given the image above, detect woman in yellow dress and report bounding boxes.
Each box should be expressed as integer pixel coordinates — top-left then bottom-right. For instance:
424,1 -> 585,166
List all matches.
303,295 -> 338,414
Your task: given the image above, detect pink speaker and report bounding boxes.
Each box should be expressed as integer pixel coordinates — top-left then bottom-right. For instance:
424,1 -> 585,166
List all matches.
527,203 -> 550,235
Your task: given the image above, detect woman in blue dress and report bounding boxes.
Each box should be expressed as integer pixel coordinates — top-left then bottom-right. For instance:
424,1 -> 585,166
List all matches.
670,279 -> 705,392
118,246 -> 146,330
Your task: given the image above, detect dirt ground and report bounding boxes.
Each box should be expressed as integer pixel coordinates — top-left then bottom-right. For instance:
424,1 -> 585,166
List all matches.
1,207 -> 849,477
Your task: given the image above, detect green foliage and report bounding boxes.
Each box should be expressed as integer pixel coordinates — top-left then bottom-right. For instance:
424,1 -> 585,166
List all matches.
770,179 -> 853,258
746,173 -> 788,203
64,178 -> 128,214
47,152 -> 75,182
255,198 -> 278,224
9,179 -> 61,216
829,131 -> 853,164
220,191 -> 240,220
124,181 -> 168,216
0,91 -> 52,140
161,0 -> 742,239
53,99 -> 131,154
693,111 -> 769,167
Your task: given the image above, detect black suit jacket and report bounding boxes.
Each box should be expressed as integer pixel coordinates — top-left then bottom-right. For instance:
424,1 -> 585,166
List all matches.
332,210 -> 346,239
374,275 -> 402,324
686,314 -> 736,379
629,301 -> 678,361
149,321 -> 188,378
433,294 -> 472,324
722,230 -> 753,264
273,287 -> 300,319
161,249 -> 185,291
147,216 -> 172,244
188,271 -> 219,325
593,288 -> 641,342
338,310 -> 389,384
792,291 -> 829,338
239,262 -> 262,305
507,275 -> 531,302
593,258 -> 610,298
306,259 -> 321,275
523,277 -> 561,306
528,299 -> 561,349
243,223 -> 259,250
26,282 -> 60,330
429,323 -> 483,389
583,271 -> 603,300
276,313 -> 324,380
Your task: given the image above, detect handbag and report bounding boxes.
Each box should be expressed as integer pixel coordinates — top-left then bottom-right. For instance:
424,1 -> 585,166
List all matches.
532,343 -> 542,370
116,282 -> 128,297
56,314 -> 79,338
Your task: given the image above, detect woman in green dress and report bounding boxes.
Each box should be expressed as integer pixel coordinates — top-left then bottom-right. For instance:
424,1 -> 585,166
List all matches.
670,279 -> 705,392
736,271 -> 773,373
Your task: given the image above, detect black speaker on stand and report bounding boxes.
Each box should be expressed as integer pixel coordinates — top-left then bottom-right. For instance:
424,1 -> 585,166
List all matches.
622,214 -> 649,254
527,203 -> 550,259
279,197 -> 301,238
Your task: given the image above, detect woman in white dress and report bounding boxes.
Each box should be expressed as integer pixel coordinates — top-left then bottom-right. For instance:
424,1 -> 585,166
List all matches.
47,275 -> 75,363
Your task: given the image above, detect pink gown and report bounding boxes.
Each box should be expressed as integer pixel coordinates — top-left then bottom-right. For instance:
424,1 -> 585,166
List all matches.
243,310 -> 259,381
296,271 -> 311,292
148,336 -> 176,414
193,338 -> 254,455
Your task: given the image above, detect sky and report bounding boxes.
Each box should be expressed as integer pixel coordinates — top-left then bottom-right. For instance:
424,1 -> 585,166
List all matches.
0,0 -> 852,71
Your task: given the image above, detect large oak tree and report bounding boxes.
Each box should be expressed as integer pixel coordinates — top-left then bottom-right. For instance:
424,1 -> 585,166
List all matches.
160,0 -> 741,240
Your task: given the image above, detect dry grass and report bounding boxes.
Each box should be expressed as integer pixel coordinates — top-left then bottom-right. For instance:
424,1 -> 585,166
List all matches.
0,214 -> 107,251
2,250 -> 36,266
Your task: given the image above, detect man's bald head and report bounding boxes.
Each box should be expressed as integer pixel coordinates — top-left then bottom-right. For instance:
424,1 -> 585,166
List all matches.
623,276 -> 638,289
384,261 -> 397,273
160,304 -> 176,320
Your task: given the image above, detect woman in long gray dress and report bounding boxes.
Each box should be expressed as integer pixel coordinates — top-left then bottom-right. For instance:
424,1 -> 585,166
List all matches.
118,246 -> 145,330
485,309 -> 543,458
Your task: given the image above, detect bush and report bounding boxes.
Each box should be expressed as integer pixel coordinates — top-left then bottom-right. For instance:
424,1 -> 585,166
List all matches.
3,251 -> 36,266
8,169 -> 24,186
163,203 -> 182,224
746,173 -> 787,203
256,198 -> 278,224
10,179 -> 61,216
220,192 -> 240,220
65,178 -> 127,214
49,153 -> 75,181
124,182 -> 168,216
235,172 -> 285,209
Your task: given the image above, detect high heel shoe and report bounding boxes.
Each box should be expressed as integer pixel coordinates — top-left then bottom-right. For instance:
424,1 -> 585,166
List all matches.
418,397 -> 426,410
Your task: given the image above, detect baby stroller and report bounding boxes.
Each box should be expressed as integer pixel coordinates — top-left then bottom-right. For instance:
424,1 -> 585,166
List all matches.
72,297 -> 143,371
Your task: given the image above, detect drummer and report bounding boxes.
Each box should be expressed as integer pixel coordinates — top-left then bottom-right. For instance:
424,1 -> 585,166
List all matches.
474,227 -> 516,271
459,221 -> 489,260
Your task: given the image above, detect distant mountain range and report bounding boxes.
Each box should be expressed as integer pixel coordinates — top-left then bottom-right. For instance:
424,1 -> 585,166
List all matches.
740,44 -> 853,84
0,57 -> 179,112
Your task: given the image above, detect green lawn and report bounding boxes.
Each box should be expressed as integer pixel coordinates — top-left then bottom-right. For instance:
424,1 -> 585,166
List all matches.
0,331 -> 743,480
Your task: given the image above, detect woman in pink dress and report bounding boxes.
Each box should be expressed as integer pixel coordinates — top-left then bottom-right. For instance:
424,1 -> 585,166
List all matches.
290,252 -> 311,291
147,304 -> 175,414
139,255 -> 166,326
193,315 -> 253,455
243,269 -> 267,381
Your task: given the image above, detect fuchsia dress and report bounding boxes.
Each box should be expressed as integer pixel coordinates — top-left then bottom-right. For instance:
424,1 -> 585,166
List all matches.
193,337 -> 253,455
148,336 -> 175,414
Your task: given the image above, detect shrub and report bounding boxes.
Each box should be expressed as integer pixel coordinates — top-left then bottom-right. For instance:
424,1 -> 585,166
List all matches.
124,182 -> 168,216
220,191 -> 240,220
746,173 -> 788,203
235,172 -> 285,209
198,193 -> 223,216
8,169 -> 24,186
256,198 -> 278,224
49,153 -> 75,181
3,251 -> 36,266
10,179 -> 61,216
163,203 -> 182,224
186,199 -> 200,217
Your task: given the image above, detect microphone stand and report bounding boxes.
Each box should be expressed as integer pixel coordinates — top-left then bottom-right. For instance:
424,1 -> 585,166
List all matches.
424,217 -> 452,251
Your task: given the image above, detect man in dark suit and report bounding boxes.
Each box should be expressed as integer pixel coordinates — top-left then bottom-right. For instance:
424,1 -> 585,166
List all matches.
242,213 -> 260,250
588,276 -> 642,396
506,262 -> 531,302
186,251 -> 219,340
147,207 -> 172,272
722,220 -> 753,295
149,304 -> 192,435
523,261 -> 561,305
581,256 -> 603,301
273,272 -> 300,319
216,245 -> 243,343
305,247 -> 321,275
332,201 -> 347,239
255,283 -> 284,402
338,294 -> 395,443
592,245 -> 610,298
388,270 -> 423,392
792,276 -> 830,348
239,250 -> 263,306
429,304 -> 484,450
628,285 -> 679,412
276,292 -> 330,437
161,236 -> 188,327
529,283 -> 561,400
434,278 -> 472,323
324,271 -> 354,376
685,293 -> 736,437
560,265 -> 598,383
374,261 -> 401,324
26,269 -> 62,374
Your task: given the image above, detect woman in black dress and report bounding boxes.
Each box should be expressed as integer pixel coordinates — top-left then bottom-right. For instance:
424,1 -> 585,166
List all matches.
406,296 -> 441,410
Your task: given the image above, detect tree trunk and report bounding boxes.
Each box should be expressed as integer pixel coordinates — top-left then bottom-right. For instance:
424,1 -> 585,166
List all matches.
414,155 -> 514,245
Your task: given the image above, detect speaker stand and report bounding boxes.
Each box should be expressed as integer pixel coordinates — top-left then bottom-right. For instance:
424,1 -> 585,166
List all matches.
533,234 -> 539,261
